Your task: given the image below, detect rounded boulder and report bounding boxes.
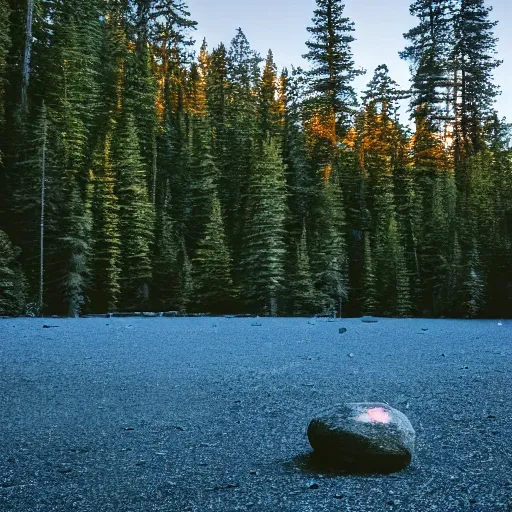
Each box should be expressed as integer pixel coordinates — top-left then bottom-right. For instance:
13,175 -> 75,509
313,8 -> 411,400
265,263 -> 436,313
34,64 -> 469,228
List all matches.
307,402 -> 415,473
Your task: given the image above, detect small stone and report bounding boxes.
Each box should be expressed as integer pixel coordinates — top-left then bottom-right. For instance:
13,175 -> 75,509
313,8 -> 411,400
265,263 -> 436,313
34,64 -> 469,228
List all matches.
57,468 -> 72,474
441,353 -> 446,357
175,425 -> 185,431
421,328 -> 428,331
308,402 -> 415,473
124,427 -> 135,431
249,470 -> 258,475
387,500 -> 395,505
339,328 -> 347,334
135,460 -> 146,466
487,414 -> 496,419
7,458 -> 15,463
348,353 -> 354,358
43,324 -> 58,328
361,316 -> 378,323
469,498 -> 477,504
334,494 -> 345,499
309,483 -> 319,489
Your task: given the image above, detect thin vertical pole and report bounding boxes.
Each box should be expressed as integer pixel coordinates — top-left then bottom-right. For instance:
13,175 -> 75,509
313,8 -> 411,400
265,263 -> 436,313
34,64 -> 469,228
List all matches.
39,107 -> 47,316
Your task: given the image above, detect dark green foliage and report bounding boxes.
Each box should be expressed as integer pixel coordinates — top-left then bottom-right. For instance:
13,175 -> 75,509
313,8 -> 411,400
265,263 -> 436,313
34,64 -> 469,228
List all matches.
362,233 -> 377,315
152,181 -> 179,310
401,0 -> 456,127
192,189 -> 234,313
462,240 -> 485,317
310,177 -> 348,314
303,0 -> 364,137
241,139 -> 287,315
0,0 -> 509,318
0,230 -> 27,316
453,0 -> 502,155
259,50 -> 281,143
0,0 -> 10,147
288,224 -> 316,315
87,126 -> 121,313
113,113 -> 155,310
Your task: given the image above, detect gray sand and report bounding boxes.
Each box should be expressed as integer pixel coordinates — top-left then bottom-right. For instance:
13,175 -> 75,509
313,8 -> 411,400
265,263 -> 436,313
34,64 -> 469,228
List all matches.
0,317 -> 511,511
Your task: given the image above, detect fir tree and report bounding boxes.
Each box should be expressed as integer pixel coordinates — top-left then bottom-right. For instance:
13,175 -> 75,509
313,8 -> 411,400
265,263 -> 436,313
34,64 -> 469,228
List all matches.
452,0 -> 501,156
224,29 -> 262,284
192,189 -> 234,313
303,0 -> 364,139
0,0 -> 10,154
462,240 -> 485,317
288,223 -> 316,315
87,123 -> 121,313
310,176 -> 348,314
241,139 -> 287,315
401,0 -> 456,133
152,180 -> 179,311
113,112 -> 155,310
0,230 -> 27,316
259,49 -> 282,143
362,232 -> 377,315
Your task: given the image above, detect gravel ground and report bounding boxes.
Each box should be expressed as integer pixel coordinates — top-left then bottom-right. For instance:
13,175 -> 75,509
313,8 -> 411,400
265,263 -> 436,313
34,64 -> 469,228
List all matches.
0,317 -> 511,512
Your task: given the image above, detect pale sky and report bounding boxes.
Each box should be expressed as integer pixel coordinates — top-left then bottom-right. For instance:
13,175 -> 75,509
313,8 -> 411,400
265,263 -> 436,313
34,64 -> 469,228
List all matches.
186,0 -> 512,123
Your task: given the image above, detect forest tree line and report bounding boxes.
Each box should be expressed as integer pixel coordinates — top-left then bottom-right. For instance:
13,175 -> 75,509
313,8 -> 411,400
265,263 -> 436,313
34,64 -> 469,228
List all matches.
0,0 -> 511,318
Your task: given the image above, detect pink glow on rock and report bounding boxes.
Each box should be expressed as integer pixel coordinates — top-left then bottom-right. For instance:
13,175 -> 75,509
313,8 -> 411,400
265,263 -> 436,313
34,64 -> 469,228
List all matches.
356,407 -> 391,423
367,407 -> 391,423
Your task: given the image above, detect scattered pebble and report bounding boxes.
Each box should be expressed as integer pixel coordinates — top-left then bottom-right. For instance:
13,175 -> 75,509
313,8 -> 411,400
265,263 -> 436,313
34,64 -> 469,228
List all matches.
339,327 -> 347,334
249,470 -> 258,475
43,325 -> 59,328
124,427 -> 135,431
135,460 -> 146,466
334,494 -> 345,499
309,483 -> 319,489
348,353 -> 354,358
421,328 -> 428,331
57,468 -> 72,474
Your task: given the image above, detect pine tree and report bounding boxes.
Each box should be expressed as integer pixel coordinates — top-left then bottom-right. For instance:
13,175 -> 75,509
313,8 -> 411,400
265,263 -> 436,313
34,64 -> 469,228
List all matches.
259,50 -> 282,143
192,189 -> 234,313
241,139 -> 287,315
0,230 -> 27,316
152,180 -> 179,311
113,112 -> 155,310
288,223 -> 316,315
362,232 -> 377,315
310,176 -> 348,314
303,0 -> 364,139
462,240 -> 485,317
0,0 -> 10,154
224,29 -> 262,285
87,123 -> 121,313
452,0 -> 501,156
174,236 -> 193,313
401,0 -> 456,135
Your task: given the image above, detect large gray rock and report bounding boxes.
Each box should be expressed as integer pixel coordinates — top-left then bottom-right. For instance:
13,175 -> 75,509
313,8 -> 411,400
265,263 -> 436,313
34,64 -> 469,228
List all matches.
307,402 -> 415,473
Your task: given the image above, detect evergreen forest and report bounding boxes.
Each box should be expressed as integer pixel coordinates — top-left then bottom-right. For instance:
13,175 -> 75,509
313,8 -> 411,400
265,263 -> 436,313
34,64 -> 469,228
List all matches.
1,0 -> 511,318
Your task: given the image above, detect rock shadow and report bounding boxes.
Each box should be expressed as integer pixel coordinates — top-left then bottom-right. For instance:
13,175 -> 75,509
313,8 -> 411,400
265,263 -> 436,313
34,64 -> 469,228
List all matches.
284,451 -> 409,477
